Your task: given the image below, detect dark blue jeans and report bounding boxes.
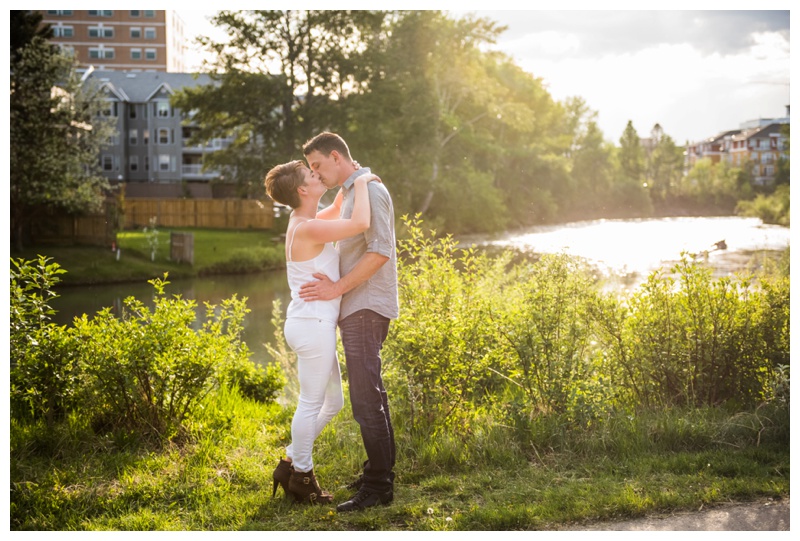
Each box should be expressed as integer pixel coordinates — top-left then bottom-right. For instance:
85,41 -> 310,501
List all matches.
339,309 -> 396,493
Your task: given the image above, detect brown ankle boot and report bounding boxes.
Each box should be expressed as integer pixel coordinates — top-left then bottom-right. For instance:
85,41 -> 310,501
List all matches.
272,458 -> 293,498
288,468 -> 333,504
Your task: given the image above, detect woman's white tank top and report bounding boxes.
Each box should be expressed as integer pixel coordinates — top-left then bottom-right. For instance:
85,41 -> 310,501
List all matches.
285,222 -> 341,323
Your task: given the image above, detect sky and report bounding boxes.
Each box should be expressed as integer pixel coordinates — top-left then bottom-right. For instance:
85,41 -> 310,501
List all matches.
472,9 -> 790,144
174,5 -> 788,145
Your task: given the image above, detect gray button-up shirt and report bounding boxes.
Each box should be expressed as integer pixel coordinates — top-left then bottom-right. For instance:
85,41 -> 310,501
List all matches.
337,167 -> 399,321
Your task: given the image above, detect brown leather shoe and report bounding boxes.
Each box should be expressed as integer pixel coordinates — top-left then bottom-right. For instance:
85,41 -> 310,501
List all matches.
288,468 -> 333,504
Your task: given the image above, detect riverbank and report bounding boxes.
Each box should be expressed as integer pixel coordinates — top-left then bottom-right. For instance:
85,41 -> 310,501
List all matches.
11,228 -> 285,286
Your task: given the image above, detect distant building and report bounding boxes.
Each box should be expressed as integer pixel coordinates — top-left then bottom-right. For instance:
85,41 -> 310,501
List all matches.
739,105 -> 790,130
728,123 -> 789,186
38,10 -> 186,73
684,106 -> 789,185
85,70 -> 232,198
684,129 -> 742,169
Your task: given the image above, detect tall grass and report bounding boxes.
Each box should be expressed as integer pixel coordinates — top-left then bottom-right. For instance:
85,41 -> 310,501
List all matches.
9,218 -> 790,530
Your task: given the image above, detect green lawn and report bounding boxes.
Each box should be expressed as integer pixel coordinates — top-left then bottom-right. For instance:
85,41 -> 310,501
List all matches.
12,228 -> 286,285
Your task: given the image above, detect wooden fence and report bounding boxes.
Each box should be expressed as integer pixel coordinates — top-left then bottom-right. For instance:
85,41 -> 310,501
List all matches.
30,202 -> 118,247
122,198 -> 274,230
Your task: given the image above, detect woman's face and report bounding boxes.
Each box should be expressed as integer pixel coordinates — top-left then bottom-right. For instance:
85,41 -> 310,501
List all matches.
300,166 -> 326,195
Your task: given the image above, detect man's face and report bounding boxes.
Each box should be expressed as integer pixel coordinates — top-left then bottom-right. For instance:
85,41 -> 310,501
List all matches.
305,149 -> 340,189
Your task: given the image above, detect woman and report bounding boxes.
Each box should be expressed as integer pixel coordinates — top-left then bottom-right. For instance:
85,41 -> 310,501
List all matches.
263,160 -> 378,504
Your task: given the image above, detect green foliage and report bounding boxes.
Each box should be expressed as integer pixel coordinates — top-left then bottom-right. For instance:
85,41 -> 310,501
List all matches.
10,36 -> 113,250
264,298 -> 299,402
495,253 -> 612,424
595,256 -> 788,409
198,246 -> 285,275
385,216 -> 510,432
736,184 -> 790,226
384,219 -> 789,438
10,256 -> 78,425
69,274 -> 268,442
217,358 -> 286,406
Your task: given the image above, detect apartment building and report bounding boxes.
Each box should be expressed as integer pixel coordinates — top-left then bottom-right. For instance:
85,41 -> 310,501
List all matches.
684,106 -> 789,185
38,10 -> 186,73
684,129 -> 742,169
86,70 -> 232,197
727,123 -> 789,186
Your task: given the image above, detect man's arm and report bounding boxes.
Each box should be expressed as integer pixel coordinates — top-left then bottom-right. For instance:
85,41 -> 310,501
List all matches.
298,252 -> 388,302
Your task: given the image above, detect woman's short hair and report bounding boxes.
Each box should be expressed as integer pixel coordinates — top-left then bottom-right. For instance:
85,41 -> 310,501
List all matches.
264,160 -> 306,209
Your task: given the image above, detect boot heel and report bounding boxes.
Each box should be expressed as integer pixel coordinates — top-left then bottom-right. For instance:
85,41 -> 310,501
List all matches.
271,458 -> 293,498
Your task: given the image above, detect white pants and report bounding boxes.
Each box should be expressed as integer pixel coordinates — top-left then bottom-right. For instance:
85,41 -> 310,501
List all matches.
283,317 -> 344,473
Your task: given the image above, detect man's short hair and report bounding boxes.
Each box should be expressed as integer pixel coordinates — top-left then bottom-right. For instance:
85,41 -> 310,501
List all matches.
264,160 -> 305,209
302,132 -> 352,160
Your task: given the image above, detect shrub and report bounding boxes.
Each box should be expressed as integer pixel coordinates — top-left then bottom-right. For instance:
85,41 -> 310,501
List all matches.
71,274 -> 282,443
384,216 -> 511,433
10,256 -> 79,425
199,246 -> 284,275
494,253 -> 614,425
595,255 -> 786,409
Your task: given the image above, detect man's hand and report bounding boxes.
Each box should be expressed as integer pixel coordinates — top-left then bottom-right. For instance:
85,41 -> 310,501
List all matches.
299,273 -> 340,302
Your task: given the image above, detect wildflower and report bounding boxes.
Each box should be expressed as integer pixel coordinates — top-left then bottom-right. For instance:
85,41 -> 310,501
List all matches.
427,507 -> 434,515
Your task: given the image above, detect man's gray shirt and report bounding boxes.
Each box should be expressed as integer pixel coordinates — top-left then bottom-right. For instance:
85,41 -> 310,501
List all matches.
336,167 -> 399,321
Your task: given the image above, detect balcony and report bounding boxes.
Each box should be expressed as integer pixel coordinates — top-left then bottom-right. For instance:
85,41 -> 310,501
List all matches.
181,163 -> 219,180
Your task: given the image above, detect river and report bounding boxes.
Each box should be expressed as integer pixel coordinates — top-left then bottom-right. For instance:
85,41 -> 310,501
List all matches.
52,216 -> 790,366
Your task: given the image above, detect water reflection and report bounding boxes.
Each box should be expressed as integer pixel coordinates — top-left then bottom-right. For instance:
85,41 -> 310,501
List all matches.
470,216 -> 790,291
51,216 -> 789,365
52,271 -> 291,367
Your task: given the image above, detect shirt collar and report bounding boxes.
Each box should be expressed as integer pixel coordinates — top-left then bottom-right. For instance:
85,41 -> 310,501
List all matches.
342,167 -> 371,190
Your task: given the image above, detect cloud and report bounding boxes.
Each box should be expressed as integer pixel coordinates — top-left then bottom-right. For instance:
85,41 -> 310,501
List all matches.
463,10 -> 790,59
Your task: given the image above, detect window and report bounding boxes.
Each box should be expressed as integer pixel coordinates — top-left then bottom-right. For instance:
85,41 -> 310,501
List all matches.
129,105 -> 137,119
158,128 -> 169,144
765,165 -> 774,176
53,26 -> 74,38
159,155 -> 170,171
102,155 -> 114,171
131,49 -> 142,60
131,27 -> 141,38
145,49 -> 157,60
130,10 -> 141,17
59,45 -> 75,57
88,10 -> 113,17
100,101 -> 118,117
130,156 -> 139,172
47,10 -> 73,15
144,10 -> 155,17
155,102 -> 170,117
89,47 -> 115,59
129,129 -> 138,145
89,26 -> 114,38
143,129 -> 150,144
145,156 -> 149,171
144,28 -> 156,39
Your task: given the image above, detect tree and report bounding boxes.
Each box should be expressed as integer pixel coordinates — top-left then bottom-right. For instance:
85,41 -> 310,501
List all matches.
569,118 -> 615,217
347,11 -> 561,231
646,125 -> 684,203
10,37 -> 114,251
173,10 -> 389,197
10,10 -> 53,63
618,120 -> 644,181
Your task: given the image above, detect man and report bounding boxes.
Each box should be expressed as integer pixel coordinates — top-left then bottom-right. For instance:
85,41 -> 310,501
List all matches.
299,132 -> 398,512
